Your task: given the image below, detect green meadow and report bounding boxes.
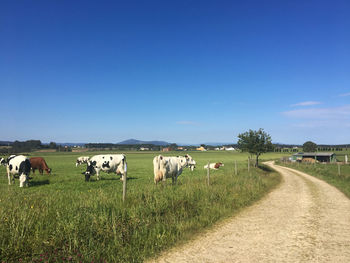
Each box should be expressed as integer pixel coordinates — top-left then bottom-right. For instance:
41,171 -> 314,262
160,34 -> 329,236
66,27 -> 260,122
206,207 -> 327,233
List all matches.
0,151 -> 282,262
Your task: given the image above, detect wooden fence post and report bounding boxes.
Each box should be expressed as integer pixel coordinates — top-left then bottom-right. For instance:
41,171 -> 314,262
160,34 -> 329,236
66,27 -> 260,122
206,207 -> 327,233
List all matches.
235,160 -> 237,176
338,163 -> 341,176
207,162 -> 210,186
123,163 -> 127,202
314,155 -> 316,167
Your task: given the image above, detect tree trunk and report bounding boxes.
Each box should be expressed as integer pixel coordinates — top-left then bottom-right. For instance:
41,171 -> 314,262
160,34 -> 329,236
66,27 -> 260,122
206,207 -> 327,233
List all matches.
256,154 -> 259,167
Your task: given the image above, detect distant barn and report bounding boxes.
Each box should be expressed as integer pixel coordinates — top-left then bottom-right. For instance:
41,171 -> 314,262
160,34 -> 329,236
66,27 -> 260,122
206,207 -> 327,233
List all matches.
291,152 -> 336,163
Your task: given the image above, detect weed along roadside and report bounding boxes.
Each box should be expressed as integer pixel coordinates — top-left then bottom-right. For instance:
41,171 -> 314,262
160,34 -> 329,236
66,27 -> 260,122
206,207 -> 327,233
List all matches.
0,151 -> 281,262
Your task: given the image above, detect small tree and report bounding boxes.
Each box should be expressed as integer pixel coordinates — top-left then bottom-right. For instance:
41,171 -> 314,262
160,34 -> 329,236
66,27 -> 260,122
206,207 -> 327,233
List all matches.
303,141 -> 317,152
237,128 -> 273,167
49,142 -> 57,149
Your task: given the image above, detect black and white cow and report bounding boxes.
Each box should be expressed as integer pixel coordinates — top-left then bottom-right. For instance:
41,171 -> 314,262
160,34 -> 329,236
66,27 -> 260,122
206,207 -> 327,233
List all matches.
83,154 -> 127,181
0,157 -> 7,166
5,155 -> 31,187
75,156 -> 90,167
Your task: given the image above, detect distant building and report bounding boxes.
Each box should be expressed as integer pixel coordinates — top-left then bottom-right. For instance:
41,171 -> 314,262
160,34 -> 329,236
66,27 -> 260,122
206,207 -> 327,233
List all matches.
196,146 -> 207,151
225,147 -> 235,151
162,147 -> 170,152
290,152 -> 336,163
140,147 -> 149,151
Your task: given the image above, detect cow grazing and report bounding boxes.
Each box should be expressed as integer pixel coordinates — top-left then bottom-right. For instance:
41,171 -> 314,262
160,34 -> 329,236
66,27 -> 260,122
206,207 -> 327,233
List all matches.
153,154 -> 193,184
83,154 -> 127,181
5,155 -> 31,187
204,162 -> 224,170
0,157 -> 6,166
30,157 -> 51,175
76,156 -> 90,167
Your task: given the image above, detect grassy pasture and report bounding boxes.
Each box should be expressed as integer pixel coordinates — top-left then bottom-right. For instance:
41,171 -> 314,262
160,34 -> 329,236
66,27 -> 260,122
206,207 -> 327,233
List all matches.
0,151 -> 281,262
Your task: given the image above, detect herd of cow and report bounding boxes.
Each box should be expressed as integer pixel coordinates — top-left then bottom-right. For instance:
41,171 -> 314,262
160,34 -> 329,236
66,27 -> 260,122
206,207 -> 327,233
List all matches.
0,153 -> 224,187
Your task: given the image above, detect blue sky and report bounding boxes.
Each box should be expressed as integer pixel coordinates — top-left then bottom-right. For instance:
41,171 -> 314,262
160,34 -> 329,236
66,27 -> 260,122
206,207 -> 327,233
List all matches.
1,0 -> 349,145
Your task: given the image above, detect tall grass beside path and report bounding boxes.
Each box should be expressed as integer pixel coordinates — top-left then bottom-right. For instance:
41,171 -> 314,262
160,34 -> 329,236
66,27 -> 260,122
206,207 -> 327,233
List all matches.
0,151 -> 281,262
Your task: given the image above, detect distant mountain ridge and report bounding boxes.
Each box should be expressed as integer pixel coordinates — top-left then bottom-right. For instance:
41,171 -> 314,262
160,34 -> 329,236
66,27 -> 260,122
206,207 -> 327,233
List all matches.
0,141 -> 12,145
117,139 -> 170,146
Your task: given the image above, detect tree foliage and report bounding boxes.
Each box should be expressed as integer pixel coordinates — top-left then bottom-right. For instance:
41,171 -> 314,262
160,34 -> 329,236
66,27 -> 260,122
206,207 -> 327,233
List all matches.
237,129 -> 273,166
302,141 -> 317,152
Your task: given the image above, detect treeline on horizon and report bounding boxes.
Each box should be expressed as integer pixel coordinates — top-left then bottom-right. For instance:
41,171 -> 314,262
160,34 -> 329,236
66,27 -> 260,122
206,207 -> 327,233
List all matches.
0,140 -> 349,154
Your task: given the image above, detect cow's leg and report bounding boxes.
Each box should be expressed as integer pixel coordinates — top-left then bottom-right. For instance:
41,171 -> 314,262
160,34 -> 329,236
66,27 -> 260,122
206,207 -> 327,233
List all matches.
174,173 -> 180,184
7,173 -> 11,185
39,169 -> 43,175
96,170 -> 100,180
160,172 -> 166,186
19,174 -> 26,187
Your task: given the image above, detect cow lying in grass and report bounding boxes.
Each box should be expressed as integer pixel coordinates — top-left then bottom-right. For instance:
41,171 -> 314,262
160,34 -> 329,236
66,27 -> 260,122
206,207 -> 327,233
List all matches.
204,162 -> 224,170
153,154 -> 195,184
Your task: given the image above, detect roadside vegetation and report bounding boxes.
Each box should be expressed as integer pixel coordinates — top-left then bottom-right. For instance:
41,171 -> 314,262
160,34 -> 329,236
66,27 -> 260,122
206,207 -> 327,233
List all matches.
0,151 -> 281,262
277,155 -> 350,199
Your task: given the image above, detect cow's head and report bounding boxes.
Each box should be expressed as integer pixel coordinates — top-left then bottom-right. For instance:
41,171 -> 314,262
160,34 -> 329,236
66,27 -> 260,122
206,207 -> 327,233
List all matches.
176,156 -> 189,168
184,155 -> 196,170
19,174 -> 28,187
214,162 -> 224,169
83,161 -> 96,181
47,168 -> 52,174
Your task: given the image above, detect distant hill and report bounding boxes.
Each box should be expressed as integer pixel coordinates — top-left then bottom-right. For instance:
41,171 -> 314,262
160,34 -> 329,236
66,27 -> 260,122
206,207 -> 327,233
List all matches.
117,139 -> 170,146
0,141 -> 12,146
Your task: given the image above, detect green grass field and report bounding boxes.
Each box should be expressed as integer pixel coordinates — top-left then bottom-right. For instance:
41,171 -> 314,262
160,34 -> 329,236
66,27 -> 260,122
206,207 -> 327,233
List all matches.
0,151 -> 282,262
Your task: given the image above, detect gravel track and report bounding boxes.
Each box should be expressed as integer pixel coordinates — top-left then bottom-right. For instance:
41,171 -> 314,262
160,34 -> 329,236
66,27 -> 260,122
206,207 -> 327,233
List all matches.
150,161 -> 350,262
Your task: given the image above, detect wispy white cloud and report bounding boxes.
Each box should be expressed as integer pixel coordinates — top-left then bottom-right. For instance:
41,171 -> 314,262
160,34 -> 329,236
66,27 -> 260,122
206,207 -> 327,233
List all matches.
176,121 -> 200,126
282,105 -> 350,120
291,120 -> 350,128
339,92 -> 350,97
291,101 -> 321,107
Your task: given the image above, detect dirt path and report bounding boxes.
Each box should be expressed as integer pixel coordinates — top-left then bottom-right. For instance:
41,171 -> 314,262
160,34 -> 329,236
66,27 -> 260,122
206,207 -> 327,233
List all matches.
150,161 -> 350,262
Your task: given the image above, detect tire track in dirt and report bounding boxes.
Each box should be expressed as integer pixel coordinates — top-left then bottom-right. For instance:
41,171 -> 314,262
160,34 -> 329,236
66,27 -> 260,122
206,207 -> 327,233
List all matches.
150,161 -> 350,262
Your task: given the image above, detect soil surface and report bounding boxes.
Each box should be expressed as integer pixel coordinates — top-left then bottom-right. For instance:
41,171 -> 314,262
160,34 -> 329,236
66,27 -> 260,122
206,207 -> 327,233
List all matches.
150,161 -> 350,262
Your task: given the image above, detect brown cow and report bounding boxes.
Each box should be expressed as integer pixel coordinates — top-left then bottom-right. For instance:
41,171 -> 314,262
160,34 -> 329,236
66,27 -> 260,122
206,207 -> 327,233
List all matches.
30,157 -> 51,175
204,162 -> 224,170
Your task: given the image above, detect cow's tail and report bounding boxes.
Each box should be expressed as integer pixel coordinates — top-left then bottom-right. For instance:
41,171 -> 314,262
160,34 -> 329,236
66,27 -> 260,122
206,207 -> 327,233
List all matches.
154,155 -> 164,184
122,154 -> 127,174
